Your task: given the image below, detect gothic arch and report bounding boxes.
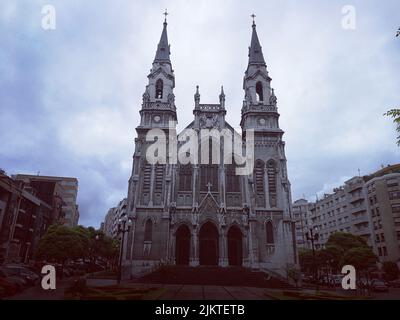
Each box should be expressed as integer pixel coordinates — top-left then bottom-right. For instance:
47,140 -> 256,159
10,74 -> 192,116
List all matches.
256,81 -> 264,101
199,221 -> 219,265
142,216 -> 156,227
265,220 -> 274,244
175,223 -> 191,265
227,225 -> 243,266
155,78 -> 163,99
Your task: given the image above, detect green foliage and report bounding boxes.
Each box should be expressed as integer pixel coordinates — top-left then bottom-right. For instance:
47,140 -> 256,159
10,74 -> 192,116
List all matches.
384,108 -> 400,146
298,249 -> 314,272
300,232 -> 378,276
382,261 -> 399,281
36,224 -> 89,263
35,224 -> 118,266
325,232 -> 377,272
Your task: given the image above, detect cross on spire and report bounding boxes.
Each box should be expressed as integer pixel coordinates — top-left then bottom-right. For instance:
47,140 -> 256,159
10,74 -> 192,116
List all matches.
163,9 -> 168,23
206,182 -> 213,193
251,13 -> 256,26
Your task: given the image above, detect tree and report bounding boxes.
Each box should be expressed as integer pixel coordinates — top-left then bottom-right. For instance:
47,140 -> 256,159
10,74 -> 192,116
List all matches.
384,109 -> 400,146
325,232 -> 378,276
382,261 -> 399,281
36,224 -> 89,267
299,249 -> 314,274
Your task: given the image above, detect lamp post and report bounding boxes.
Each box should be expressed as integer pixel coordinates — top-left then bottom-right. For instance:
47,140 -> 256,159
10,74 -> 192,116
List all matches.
117,215 -> 132,285
306,227 -> 319,290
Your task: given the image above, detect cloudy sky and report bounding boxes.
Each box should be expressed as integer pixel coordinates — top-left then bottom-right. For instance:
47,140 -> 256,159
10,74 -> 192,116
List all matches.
1,0 -> 399,227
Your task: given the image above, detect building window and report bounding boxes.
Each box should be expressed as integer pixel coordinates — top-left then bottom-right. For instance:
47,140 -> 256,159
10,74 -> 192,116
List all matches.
267,160 -> 277,207
142,161 -> 152,193
144,219 -> 153,242
380,233 -> 385,242
226,164 -> 240,192
383,246 -> 388,256
391,204 -> 400,213
154,164 -> 164,193
254,160 -> 265,195
155,79 -> 163,99
179,165 -> 192,191
266,221 -> 274,244
389,191 -> 400,200
200,139 -> 219,192
255,81 -> 263,101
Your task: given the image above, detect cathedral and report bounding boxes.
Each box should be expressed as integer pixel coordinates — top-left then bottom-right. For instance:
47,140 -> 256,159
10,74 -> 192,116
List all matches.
122,15 -> 297,279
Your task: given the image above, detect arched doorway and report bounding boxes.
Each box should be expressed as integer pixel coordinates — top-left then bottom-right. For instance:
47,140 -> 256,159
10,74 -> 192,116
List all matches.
227,226 -> 243,266
199,222 -> 219,265
175,225 -> 191,265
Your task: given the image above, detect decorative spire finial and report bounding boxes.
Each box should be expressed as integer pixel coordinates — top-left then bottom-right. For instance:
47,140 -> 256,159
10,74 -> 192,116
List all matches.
163,9 -> 168,24
219,85 -> 225,108
251,13 -> 256,27
194,85 -> 200,106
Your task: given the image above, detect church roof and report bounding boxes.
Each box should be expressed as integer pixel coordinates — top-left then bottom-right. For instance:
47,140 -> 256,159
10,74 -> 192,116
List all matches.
154,21 -> 171,63
248,22 -> 266,66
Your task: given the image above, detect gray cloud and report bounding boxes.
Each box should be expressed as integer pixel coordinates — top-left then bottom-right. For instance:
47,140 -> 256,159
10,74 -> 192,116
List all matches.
1,0 -> 399,227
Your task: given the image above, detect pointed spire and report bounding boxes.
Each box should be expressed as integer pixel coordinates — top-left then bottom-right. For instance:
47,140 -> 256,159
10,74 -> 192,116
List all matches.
248,14 -> 266,66
194,85 -> 200,104
154,10 -> 171,63
219,85 -> 225,108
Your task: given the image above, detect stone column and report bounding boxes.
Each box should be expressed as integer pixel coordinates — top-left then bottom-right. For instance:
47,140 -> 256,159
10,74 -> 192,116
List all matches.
190,227 -> 199,266
218,227 -> 228,267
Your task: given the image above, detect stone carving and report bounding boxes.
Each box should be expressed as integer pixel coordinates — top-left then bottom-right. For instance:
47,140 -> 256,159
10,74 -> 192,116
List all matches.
269,88 -> 277,105
199,114 -> 219,129
142,86 -> 150,104
167,93 -> 175,105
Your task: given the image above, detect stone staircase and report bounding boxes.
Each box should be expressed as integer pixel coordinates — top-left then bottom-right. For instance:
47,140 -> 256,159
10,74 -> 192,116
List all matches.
136,265 -> 295,289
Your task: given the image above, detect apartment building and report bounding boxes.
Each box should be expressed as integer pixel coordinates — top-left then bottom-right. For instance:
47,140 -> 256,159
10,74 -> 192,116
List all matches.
365,164 -> 400,262
103,198 -> 127,239
13,174 -> 80,227
293,164 -> 400,264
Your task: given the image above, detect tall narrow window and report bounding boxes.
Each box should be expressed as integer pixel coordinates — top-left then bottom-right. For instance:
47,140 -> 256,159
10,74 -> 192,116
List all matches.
254,160 -> 265,195
254,160 -> 265,207
226,164 -> 240,192
144,219 -> 153,242
200,139 -> 219,192
267,160 -> 277,207
266,221 -> 274,244
142,161 -> 152,193
154,164 -> 164,193
256,81 -> 263,101
155,79 -> 163,99
179,164 -> 192,191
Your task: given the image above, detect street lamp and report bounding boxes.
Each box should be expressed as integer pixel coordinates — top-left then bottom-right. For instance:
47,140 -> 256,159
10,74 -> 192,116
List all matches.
117,215 -> 132,285
306,227 -> 319,290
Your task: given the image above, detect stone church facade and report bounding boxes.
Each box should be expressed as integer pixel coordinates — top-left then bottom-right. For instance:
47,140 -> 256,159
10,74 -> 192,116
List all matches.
122,17 -> 297,279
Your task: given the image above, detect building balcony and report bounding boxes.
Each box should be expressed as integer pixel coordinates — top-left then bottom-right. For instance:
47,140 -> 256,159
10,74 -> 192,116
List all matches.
350,203 -> 366,215
350,193 -> 365,203
353,226 -> 371,236
351,214 -> 369,225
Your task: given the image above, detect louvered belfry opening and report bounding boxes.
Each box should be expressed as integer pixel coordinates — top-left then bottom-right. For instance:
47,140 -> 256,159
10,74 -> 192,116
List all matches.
267,160 -> 277,207
254,160 -> 265,207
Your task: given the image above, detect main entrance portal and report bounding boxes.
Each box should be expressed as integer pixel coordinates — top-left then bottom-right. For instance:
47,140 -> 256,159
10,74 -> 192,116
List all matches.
175,224 -> 191,265
199,222 -> 219,265
227,226 -> 243,266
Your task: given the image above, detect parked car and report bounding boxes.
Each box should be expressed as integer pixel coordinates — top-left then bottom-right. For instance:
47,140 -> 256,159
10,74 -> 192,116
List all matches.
0,269 -> 27,290
1,266 -> 40,286
388,279 -> 400,288
371,279 -> 389,292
